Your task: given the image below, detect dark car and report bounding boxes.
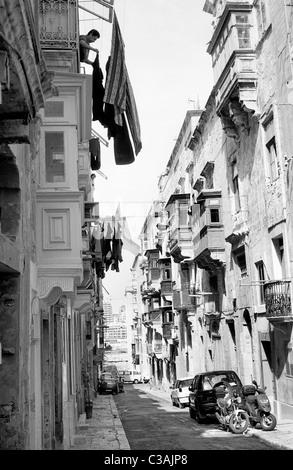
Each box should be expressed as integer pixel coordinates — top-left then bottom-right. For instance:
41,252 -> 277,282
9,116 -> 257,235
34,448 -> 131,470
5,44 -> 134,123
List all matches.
188,370 -> 243,423
98,372 -> 119,395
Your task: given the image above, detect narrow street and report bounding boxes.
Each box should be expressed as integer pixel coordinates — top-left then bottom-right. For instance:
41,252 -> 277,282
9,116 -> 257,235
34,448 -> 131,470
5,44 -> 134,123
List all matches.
113,384 -> 279,451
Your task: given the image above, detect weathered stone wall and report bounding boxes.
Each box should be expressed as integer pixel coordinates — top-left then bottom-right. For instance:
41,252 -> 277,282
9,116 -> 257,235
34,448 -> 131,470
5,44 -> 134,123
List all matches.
0,275 -> 20,449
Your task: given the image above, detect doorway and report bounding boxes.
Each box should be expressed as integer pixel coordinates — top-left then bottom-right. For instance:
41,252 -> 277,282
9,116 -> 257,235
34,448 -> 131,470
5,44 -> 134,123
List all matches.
259,332 -> 274,399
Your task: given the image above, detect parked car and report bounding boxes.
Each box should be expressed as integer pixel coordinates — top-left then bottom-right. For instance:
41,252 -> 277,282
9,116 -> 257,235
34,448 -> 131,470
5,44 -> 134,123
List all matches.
118,370 -> 143,384
98,372 -> 119,395
188,370 -> 243,423
170,376 -> 193,408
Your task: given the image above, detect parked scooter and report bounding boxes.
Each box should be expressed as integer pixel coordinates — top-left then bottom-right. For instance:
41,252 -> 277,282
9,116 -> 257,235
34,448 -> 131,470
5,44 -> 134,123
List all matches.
242,380 -> 277,431
214,383 -> 249,434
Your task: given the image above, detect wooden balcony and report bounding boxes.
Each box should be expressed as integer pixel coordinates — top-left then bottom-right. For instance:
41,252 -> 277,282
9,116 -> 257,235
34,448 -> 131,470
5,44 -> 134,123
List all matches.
160,280 -> 173,296
165,193 -> 193,263
264,280 -> 293,323
193,226 -> 225,260
169,226 -> 193,262
149,309 -> 162,325
162,322 -> 173,339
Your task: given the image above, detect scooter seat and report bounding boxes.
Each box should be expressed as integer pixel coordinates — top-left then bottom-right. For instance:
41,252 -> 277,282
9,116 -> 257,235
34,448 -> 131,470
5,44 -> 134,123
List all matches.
246,395 -> 257,404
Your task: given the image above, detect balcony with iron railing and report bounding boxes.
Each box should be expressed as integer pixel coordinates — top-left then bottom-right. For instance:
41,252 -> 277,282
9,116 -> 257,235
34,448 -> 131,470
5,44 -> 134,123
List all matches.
264,280 -> 293,323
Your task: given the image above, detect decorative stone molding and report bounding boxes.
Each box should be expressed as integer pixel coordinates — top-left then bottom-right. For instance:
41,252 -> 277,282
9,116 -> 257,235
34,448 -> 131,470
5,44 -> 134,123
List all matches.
225,224 -> 249,245
73,293 -> 92,315
38,276 -> 76,301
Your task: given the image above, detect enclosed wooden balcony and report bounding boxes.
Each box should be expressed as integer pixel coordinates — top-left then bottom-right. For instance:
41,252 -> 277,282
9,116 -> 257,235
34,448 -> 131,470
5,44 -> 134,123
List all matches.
193,189 -> 225,270
264,280 -> 293,323
162,323 -> 173,339
165,193 -> 193,263
206,3 -> 258,127
160,280 -> 173,296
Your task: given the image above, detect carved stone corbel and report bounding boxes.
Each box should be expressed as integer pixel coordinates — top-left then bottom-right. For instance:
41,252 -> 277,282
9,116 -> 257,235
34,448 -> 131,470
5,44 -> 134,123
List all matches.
220,113 -> 240,144
228,99 -> 250,135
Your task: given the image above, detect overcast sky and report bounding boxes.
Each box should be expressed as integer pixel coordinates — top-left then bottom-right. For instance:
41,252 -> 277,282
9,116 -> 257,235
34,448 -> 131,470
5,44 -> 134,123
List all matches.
79,0 -> 214,311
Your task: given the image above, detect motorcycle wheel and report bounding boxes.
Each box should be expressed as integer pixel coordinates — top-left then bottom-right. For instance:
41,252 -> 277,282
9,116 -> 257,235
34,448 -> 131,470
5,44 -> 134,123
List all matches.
260,413 -> 277,431
229,411 -> 249,434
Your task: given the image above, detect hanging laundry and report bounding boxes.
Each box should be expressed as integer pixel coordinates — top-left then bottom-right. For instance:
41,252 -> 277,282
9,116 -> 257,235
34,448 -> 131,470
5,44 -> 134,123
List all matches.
125,74 -> 142,156
103,12 -> 142,163
92,54 -> 107,125
111,228 -> 123,272
89,138 -> 101,170
89,225 -> 106,278
112,113 -> 135,165
114,203 -> 140,256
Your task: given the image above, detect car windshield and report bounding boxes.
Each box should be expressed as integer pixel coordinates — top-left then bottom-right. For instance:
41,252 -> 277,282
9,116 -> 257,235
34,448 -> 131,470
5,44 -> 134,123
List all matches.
101,373 -> 113,380
181,379 -> 193,387
202,372 -> 239,390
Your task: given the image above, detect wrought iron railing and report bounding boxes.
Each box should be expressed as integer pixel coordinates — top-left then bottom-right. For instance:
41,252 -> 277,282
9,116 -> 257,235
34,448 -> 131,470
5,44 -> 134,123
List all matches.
39,0 -> 78,49
264,280 -> 292,320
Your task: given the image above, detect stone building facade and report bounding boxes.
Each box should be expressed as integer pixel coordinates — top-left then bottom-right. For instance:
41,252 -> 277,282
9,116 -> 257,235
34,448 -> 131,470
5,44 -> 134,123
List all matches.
0,0 -> 106,449
131,0 -> 293,421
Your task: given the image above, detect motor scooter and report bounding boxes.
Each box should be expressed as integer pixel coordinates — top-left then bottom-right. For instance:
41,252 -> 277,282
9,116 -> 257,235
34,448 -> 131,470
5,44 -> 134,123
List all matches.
214,384 -> 249,434
242,379 -> 277,431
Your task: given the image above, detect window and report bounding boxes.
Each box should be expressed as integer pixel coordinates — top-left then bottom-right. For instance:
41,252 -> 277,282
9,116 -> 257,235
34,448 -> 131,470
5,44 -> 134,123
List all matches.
164,267 -> 171,279
264,117 -> 278,181
256,261 -> 266,304
267,138 -> 278,181
163,311 -> 173,323
255,0 -> 268,36
235,15 -> 251,48
210,208 -> 220,223
45,132 -> 65,183
233,246 -> 247,276
232,163 -> 241,212
178,201 -> 189,226
272,235 -> 285,278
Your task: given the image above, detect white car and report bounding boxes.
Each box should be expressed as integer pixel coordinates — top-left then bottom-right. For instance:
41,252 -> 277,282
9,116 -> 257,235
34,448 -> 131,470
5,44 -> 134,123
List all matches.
170,377 -> 194,408
119,370 -> 143,384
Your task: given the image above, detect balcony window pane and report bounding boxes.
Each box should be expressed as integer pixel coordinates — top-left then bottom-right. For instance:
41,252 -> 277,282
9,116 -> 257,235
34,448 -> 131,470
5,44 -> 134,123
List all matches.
179,202 -> 189,226
237,26 -> 251,48
235,14 -> 249,24
45,132 -> 65,183
210,208 -> 220,223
